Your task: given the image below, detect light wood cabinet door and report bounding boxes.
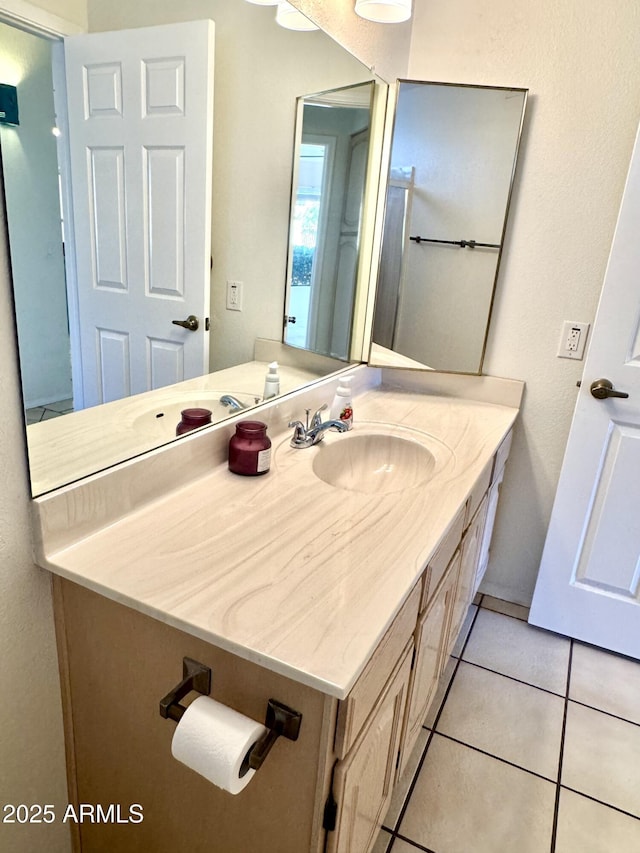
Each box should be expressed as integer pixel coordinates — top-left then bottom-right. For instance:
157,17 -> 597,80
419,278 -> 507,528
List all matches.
399,550 -> 460,775
448,496 -> 488,653
327,646 -> 413,853
474,469 -> 505,595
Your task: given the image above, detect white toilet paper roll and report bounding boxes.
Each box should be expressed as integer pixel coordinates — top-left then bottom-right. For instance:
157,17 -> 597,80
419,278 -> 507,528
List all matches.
171,696 -> 267,795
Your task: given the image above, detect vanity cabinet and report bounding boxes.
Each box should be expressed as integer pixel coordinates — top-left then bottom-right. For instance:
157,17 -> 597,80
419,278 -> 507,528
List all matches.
49,426 -> 514,853
325,429 -> 513,852
327,646 -> 413,853
448,495 -> 489,654
474,431 -> 512,594
399,550 -> 460,776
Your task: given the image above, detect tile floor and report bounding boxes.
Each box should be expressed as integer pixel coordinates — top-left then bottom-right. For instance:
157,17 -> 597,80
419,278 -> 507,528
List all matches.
373,594 -> 640,853
25,397 -> 74,424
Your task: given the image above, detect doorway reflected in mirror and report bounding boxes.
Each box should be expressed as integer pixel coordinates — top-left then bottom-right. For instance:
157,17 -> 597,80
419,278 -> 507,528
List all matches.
284,81 -> 375,362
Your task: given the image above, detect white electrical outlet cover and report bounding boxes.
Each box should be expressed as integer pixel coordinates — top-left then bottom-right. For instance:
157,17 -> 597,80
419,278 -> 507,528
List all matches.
557,320 -> 590,359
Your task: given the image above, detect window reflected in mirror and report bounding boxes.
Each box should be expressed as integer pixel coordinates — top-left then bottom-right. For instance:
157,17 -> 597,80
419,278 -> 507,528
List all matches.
284,81 -> 375,361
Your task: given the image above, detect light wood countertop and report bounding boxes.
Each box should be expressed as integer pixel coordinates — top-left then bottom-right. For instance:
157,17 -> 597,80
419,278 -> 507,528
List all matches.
37,384 -> 518,699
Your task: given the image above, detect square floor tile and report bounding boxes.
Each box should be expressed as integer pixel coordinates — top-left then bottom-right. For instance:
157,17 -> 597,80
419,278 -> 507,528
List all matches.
481,594 -> 530,621
41,408 -> 63,420
570,643 -> 640,725
389,840 -> 426,852
462,609 -> 570,694
25,407 -> 46,424
555,788 -> 640,853
436,662 -> 564,779
399,734 -> 555,853
45,398 -> 74,412
562,701 -> 640,817
383,728 -> 430,829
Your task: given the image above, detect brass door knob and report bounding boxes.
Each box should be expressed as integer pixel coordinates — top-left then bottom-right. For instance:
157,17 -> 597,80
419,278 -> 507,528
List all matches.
590,379 -> 629,400
172,315 -> 199,332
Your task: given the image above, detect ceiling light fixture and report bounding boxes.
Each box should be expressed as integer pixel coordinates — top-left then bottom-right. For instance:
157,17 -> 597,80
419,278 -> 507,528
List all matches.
275,2 -> 319,31
355,0 -> 412,23
244,0 -> 278,5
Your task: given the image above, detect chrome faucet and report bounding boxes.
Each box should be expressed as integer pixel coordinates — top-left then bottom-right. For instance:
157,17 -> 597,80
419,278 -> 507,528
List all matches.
220,394 -> 259,412
288,404 -> 348,448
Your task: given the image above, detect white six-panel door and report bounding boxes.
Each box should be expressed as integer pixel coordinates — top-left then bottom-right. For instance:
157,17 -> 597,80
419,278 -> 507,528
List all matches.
529,121 -> 640,658
64,20 -> 214,408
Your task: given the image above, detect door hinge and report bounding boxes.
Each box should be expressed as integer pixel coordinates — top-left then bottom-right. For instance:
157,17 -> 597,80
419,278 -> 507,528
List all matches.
323,791 -> 337,832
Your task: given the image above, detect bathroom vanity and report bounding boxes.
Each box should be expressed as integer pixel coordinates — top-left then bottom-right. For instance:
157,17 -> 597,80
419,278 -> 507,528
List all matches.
33,368 -> 522,853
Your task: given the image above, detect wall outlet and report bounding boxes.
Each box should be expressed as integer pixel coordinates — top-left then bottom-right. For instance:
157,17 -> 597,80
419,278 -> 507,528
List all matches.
557,321 -> 590,359
226,280 -> 243,312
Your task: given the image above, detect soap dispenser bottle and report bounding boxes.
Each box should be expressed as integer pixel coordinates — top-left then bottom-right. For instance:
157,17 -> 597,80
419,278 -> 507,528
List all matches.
263,361 -> 280,400
330,375 -> 353,430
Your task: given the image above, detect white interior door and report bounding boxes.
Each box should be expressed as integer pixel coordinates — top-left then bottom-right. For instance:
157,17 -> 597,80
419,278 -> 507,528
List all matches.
330,127 -> 369,359
64,20 -> 214,408
529,121 -> 640,658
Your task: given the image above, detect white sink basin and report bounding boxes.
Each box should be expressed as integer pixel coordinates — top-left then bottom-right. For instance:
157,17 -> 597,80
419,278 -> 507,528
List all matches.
312,429 -> 446,495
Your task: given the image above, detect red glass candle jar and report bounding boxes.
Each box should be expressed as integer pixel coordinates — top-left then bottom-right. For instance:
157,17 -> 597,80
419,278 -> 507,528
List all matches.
176,407 -> 212,436
228,421 -> 271,476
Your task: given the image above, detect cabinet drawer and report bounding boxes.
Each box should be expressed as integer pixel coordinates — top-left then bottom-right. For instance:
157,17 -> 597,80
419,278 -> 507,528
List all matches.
492,429 -> 513,483
334,583 -> 420,759
420,506 -> 465,612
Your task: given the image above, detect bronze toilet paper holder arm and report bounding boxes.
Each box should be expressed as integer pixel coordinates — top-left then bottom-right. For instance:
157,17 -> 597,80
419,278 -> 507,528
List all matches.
159,657 -> 302,772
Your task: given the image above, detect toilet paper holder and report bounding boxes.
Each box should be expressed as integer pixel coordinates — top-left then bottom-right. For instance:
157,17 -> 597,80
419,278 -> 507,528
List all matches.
159,657 -> 302,771
159,657 -> 212,723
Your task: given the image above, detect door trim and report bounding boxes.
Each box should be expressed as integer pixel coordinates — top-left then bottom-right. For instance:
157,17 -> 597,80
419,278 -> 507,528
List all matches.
0,0 -> 84,38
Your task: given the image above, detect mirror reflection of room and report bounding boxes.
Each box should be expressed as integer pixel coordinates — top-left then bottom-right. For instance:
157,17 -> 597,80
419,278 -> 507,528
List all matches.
0,4 -> 377,496
371,81 -> 527,374
0,23 -> 72,426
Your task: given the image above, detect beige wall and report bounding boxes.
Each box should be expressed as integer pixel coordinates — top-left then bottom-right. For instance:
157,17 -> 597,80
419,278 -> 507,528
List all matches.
24,0 -> 85,28
407,0 -> 640,604
0,182 -> 70,851
0,0 -> 86,31
0,7 -> 78,853
291,0 -> 411,82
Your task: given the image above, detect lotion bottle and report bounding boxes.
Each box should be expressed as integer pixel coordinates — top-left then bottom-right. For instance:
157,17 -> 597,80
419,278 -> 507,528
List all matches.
263,361 -> 280,400
330,375 -> 353,429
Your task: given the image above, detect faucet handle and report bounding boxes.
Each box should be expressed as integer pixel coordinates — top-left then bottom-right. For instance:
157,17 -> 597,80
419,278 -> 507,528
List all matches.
288,419 -> 311,448
310,403 -> 328,428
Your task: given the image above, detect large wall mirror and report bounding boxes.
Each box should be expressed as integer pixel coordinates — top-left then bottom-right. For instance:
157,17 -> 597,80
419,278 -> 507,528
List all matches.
369,80 -> 527,374
0,2 -> 384,496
